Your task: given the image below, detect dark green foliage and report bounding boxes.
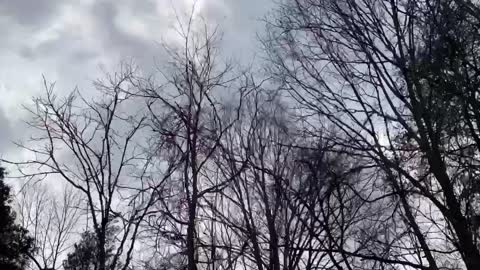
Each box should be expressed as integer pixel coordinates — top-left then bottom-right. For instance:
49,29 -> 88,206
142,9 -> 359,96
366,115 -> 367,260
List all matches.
63,228 -> 117,270
63,231 -> 98,270
0,167 -> 34,270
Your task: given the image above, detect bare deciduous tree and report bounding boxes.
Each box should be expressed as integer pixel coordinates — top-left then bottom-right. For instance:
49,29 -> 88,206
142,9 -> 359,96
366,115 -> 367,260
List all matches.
134,18 -> 250,270
265,0 -> 480,269
16,182 -> 81,270
6,69 -> 177,270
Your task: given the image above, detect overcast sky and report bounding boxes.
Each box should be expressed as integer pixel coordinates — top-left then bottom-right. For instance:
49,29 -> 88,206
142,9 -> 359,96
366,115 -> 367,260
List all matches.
0,0 -> 273,160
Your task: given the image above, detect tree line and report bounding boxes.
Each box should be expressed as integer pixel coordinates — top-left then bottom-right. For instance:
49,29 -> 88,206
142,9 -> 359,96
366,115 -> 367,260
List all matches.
2,0 -> 480,269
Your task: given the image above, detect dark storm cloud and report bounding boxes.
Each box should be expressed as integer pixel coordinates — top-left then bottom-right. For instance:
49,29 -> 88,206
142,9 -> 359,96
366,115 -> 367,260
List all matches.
0,0 -> 62,26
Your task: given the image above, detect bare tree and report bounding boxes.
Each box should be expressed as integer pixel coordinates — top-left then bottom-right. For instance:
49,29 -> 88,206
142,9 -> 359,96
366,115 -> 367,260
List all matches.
212,90 -> 300,270
210,89 -> 379,270
5,67 -> 177,270
16,182 -> 81,270
265,0 -> 480,269
132,15 -> 251,270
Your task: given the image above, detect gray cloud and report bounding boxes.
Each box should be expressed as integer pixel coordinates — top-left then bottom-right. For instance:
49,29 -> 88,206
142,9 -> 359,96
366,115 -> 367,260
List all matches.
0,107 -> 13,153
0,0 -> 271,157
0,0 -> 62,26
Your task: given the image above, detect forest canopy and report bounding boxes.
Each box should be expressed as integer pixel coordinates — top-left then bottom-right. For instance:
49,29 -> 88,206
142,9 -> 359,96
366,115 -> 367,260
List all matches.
3,0 -> 480,270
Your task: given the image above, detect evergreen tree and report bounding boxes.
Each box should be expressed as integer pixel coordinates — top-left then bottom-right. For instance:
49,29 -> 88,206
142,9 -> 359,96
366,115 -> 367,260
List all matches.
0,167 -> 34,270
63,228 -> 118,270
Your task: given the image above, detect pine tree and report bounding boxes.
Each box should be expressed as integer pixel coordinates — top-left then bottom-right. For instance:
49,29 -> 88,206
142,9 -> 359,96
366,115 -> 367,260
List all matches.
0,167 -> 34,270
63,228 -> 118,270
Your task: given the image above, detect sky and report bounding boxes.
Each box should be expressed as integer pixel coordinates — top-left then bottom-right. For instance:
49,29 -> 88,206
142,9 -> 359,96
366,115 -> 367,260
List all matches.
0,0 -> 274,160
